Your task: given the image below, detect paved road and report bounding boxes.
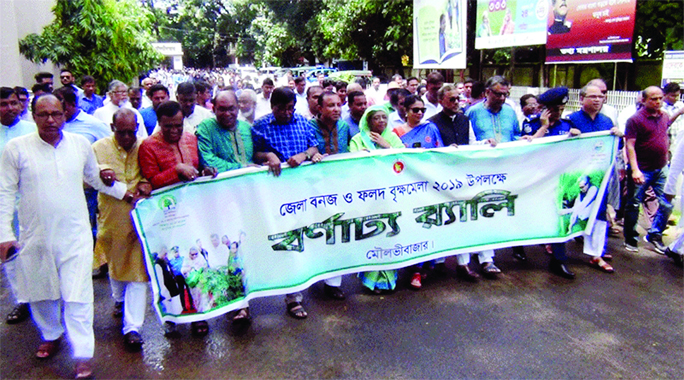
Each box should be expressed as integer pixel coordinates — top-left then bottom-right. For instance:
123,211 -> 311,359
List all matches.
1,235 -> 682,379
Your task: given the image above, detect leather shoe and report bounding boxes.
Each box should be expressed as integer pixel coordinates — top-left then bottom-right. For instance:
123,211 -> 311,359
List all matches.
665,248 -> 684,267
324,284 -> 345,300
550,258 -> 575,279
7,303 -> 30,324
124,331 -> 143,351
456,265 -> 479,282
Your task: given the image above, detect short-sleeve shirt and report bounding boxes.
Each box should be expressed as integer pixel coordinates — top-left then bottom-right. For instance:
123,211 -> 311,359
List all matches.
466,102 -> 520,143
251,113 -> 318,161
624,108 -> 670,171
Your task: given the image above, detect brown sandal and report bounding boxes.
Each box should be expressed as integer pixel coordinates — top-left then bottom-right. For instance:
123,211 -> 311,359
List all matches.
36,337 -> 62,359
590,257 -> 614,273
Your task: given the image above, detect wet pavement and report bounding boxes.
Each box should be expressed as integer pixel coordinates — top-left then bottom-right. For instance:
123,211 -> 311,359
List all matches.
1,233 -> 682,379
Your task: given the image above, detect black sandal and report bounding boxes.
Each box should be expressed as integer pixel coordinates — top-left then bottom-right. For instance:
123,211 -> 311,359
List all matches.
286,302 -> 308,319
232,308 -> 250,324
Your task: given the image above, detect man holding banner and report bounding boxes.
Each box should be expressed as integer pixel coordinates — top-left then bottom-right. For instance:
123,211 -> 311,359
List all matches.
251,87 -> 321,319
196,90 -> 254,323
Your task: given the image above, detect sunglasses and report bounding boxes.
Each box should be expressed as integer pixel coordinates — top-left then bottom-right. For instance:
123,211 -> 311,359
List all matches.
449,97 -> 458,103
410,107 -> 427,113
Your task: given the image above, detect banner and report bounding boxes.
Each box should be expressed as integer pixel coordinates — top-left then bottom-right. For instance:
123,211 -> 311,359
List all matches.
474,0 -> 548,50
413,0 -> 467,69
546,0 -> 637,63
662,51 -> 684,87
133,133 -> 617,323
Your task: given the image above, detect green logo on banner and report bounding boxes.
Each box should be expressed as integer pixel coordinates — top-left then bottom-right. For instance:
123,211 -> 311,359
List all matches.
158,195 -> 177,210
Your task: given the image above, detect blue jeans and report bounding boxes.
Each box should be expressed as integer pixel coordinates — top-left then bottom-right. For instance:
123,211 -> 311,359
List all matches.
624,166 -> 673,244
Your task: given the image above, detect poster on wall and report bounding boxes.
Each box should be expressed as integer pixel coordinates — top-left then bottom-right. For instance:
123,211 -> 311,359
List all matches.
474,0 -> 548,50
662,51 -> 684,87
545,0 -> 637,63
413,0 -> 467,69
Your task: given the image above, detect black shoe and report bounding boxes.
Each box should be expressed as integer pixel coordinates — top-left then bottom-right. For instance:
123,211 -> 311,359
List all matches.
124,331 -> 143,351
512,248 -> 527,262
112,301 -> 123,318
432,262 -> 448,276
6,303 -> 30,325
324,284 -> 345,300
163,322 -> 179,338
664,248 -> 684,267
645,234 -> 666,254
456,265 -> 480,282
550,258 -> 575,279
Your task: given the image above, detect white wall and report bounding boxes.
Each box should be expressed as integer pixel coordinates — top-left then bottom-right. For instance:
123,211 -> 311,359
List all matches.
1,0 -> 58,88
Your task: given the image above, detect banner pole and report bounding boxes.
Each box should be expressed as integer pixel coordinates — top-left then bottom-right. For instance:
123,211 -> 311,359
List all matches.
613,62 -> 618,90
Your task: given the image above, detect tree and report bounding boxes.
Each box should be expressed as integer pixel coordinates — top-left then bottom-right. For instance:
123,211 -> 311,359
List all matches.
314,0 -> 412,73
19,0 -> 163,91
634,0 -> 683,59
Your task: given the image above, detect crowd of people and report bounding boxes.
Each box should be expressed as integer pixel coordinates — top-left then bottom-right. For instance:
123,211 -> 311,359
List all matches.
1,67 -> 683,378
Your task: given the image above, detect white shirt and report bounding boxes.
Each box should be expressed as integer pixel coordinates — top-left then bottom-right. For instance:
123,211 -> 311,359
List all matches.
92,102 -> 148,139
600,104 -> 619,127
618,104 -> 639,134
663,100 -> 684,141
183,105 -> 213,134
422,94 -> 442,120
255,95 -> 272,120
295,91 -> 308,116
208,243 -> 230,269
0,132 -> 127,302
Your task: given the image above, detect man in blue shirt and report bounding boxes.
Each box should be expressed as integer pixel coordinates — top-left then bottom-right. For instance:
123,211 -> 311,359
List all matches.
0,87 -> 37,325
78,76 -> 103,115
139,84 -> 170,136
342,91 -> 367,138
462,76 -> 520,277
54,87 -> 111,144
252,87 -> 321,320
466,76 -> 520,145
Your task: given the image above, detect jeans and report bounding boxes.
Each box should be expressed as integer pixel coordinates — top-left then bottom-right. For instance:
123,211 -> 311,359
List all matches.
624,166 -> 673,244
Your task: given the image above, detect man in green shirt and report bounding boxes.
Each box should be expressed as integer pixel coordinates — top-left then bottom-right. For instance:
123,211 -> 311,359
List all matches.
196,90 -> 254,172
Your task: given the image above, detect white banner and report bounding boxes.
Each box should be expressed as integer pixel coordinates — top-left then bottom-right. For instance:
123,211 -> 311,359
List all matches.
133,133 -> 617,323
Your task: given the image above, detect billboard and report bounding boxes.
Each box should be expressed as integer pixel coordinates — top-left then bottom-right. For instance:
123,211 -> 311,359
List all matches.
545,0 -> 637,64
474,0 -> 548,49
662,51 -> 684,87
413,0 -> 467,69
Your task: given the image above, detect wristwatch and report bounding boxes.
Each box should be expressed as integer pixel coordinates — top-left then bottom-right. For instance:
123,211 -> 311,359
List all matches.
305,151 -> 311,160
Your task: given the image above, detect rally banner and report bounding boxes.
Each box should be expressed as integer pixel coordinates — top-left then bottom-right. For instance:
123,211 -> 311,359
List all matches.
413,0 -> 467,69
545,0 -> 637,63
132,133 -> 617,323
474,0 -> 547,50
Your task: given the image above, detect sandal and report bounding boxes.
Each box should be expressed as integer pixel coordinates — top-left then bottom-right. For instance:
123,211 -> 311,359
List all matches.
409,272 -> 422,290
286,302 -> 308,319
191,320 -> 209,336
7,303 -> 30,324
75,359 -> 93,379
36,337 -> 62,359
232,308 -> 250,324
590,257 -> 614,273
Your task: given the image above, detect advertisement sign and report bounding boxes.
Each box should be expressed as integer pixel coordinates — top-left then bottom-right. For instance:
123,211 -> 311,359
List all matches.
475,0 -> 548,49
413,0 -> 467,69
662,51 -> 684,87
546,0 -> 637,63
133,134 -> 617,323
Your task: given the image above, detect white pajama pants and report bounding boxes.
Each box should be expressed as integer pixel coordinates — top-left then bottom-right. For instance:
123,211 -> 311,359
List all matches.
456,249 -> 495,265
30,300 -> 94,359
110,279 -> 148,335
583,220 -> 607,257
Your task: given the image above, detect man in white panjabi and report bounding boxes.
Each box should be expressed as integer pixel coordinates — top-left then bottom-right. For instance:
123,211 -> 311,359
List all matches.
0,95 -> 136,379
93,80 -> 147,140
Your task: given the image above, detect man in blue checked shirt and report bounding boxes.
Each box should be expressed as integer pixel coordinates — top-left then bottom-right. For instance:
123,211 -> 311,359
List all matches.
251,87 -> 322,320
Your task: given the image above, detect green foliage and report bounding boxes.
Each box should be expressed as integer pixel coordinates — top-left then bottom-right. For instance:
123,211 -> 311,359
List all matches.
634,0 -> 683,58
19,0 -> 163,92
196,267 -> 245,307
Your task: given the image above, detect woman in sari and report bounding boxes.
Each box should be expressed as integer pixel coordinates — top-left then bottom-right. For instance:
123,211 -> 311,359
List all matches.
393,95 -> 445,289
350,106 -> 404,293
393,95 -> 443,149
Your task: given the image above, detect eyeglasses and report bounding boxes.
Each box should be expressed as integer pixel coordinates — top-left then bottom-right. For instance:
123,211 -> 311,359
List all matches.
112,90 -> 127,95
60,76 -> 71,79
448,97 -> 458,103
489,89 -> 509,98
34,112 -> 64,119
410,107 -> 427,113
